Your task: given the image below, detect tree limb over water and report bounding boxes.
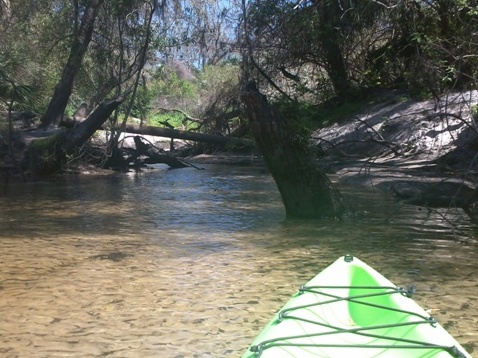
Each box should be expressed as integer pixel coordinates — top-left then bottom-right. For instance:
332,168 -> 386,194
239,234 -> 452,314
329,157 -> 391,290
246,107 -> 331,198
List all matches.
26,92 -> 131,175
122,123 -> 251,146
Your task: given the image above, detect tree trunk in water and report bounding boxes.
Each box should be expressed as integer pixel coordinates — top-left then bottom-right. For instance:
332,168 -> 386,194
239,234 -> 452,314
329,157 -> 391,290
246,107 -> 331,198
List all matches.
242,88 -> 345,219
27,93 -> 128,175
40,0 -> 104,127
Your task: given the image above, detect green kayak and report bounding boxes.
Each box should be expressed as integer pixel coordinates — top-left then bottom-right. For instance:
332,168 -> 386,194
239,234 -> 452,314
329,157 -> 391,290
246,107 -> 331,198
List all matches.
242,255 -> 471,358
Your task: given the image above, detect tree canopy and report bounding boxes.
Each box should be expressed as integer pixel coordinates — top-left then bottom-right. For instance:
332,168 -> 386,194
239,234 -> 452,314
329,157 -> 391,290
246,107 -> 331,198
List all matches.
2,0 -> 477,127
1,0 -> 477,187
243,0 -> 478,103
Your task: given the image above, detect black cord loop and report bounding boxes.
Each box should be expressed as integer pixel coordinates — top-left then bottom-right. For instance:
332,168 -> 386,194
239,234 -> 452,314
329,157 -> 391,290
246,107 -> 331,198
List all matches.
247,285 -> 467,358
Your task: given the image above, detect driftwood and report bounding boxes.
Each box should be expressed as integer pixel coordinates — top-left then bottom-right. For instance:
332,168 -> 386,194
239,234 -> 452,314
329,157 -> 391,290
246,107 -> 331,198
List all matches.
129,136 -> 189,169
242,85 -> 346,219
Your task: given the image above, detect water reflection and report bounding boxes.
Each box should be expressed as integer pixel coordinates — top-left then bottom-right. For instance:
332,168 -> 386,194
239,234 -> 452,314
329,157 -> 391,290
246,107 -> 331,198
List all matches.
0,166 -> 284,238
0,165 -> 477,357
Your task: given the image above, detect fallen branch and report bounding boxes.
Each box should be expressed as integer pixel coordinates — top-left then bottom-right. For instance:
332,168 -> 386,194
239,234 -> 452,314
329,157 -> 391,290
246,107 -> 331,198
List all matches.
123,123 -> 252,146
131,136 -> 189,169
355,116 -> 403,156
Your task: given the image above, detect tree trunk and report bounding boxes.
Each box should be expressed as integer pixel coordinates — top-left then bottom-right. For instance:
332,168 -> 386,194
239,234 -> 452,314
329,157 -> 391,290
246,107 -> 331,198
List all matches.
313,0 -> 352,99
242,87 -> 345,219
27,92 -> 128,175
40,0 -> 104,127
318,28 -> 351,99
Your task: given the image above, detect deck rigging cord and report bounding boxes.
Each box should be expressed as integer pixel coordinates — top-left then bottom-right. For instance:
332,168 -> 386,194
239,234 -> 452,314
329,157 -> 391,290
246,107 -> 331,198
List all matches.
248,285 -> 468,358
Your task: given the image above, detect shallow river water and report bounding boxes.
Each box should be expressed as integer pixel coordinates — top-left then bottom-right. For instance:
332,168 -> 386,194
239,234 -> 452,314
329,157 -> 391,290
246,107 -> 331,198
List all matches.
0,164 -> 477,357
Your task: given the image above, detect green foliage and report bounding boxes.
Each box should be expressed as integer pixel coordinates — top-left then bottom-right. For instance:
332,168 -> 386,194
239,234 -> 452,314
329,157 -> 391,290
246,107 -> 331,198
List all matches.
0,50 -> 42,111
149,111 -> 187,128
148,64 -> 198,114
152,67 -> 197,100
111,0 -> 137,16
274,100 -> 316,136
145,62 -> 241,133
314,100 -> 365,127
471,105 -> 478,121
274,97 -> 366,134
372,1 -> 477,94
0,1 -> 66,113
198,63 -> 239,92
247,0 -> 478,103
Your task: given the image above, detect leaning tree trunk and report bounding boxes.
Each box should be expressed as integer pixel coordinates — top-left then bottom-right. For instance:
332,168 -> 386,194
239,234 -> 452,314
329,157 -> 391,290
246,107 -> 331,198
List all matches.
40,0 -> 104,127
26,93 -> 129,175
242,87 -> 345,219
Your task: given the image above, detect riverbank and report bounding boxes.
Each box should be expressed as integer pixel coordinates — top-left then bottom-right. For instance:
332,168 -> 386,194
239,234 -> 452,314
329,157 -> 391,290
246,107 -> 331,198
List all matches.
188,91 -> 478,215
3,90 -> 478,215
118,90 -> 478,216
312,90 -> 478,215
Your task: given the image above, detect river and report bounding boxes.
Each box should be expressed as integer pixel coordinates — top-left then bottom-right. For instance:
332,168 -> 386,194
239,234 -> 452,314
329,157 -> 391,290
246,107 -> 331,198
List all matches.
0,164 -> 477,357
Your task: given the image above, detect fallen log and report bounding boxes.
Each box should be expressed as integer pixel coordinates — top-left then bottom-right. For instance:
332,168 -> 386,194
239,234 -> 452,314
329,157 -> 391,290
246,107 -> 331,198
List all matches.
61,120 -> 251,148
124,124 -> 251,146
60,116 -> 251,146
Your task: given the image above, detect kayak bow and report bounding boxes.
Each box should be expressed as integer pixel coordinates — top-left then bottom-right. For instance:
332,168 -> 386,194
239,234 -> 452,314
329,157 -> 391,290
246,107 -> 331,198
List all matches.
242,255 -> 471,358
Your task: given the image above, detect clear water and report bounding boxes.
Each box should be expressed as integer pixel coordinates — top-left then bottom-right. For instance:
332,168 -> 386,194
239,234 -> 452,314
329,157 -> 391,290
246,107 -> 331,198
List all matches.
0,165 -> 476,357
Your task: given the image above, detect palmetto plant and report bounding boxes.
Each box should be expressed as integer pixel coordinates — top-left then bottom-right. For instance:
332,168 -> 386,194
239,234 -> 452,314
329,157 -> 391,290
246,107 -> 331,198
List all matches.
0,52 -> 37,155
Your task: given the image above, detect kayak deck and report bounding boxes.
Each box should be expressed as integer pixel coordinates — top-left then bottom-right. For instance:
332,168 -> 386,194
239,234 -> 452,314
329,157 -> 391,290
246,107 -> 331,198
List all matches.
243,255 -> 471,358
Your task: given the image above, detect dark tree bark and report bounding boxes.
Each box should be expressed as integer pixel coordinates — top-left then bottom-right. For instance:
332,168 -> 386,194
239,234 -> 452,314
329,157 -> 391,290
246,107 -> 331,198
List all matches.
27,92 -> 128,175
242,86 -> 345,219
63,93 -> 128,152
312,0 -> 352,99
40,0 -> 105,127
